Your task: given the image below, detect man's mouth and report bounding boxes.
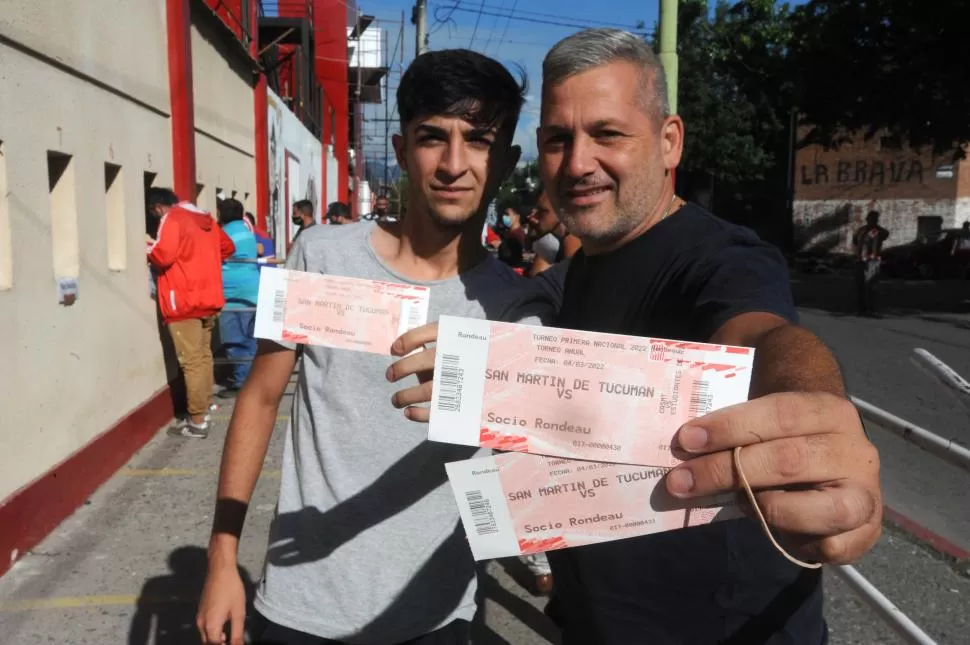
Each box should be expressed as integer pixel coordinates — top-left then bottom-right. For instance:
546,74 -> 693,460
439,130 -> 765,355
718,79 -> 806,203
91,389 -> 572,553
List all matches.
565,185 -> 612,206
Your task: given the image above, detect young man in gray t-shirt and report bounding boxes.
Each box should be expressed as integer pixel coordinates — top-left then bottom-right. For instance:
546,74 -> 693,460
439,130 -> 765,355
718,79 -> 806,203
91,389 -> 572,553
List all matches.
196,50 -> 555,645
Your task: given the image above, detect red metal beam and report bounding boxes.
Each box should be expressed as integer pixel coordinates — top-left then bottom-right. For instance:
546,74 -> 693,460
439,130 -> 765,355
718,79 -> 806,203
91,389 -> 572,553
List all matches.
251,0 -> 270,230
165,0 -> 197,200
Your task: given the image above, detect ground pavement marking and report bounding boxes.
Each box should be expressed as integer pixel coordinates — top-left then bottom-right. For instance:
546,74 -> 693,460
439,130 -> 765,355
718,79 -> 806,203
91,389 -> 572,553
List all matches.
0,594 -> 198,612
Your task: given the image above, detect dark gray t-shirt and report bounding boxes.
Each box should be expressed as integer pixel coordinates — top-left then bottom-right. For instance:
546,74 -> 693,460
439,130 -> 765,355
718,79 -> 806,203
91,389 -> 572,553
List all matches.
254,222 -> 556,643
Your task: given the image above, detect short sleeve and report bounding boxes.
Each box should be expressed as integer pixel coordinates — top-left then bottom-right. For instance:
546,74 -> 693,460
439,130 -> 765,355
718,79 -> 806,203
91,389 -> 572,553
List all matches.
691,238 -> 797,341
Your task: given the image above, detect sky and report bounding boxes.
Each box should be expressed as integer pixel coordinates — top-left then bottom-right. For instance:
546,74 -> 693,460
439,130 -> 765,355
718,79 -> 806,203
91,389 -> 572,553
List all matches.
360,0 -> 661,163
358,0 -> 810,165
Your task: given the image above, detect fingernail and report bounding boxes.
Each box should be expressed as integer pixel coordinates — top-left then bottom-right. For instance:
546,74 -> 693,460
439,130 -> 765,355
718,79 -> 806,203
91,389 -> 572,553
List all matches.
390,340 -> 403,355
677,425 -> 708,452
667,468 -> 694,496
385,367 -> 394,381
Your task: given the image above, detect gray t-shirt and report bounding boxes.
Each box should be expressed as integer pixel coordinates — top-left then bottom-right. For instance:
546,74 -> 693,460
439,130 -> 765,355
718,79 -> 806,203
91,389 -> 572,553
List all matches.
254,222 -> 557,643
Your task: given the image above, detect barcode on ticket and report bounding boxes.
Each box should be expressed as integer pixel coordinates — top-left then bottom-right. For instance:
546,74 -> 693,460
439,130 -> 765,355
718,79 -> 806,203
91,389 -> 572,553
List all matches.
437,353 -> 464,412
465,490 -> 498,536
272,289 -> 286,323
689,380 -> 712,418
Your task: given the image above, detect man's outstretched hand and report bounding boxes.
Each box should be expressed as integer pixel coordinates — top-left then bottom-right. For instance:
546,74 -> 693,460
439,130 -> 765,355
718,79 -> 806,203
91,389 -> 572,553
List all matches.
668,392 -> 882,565
386,322 -> 438,422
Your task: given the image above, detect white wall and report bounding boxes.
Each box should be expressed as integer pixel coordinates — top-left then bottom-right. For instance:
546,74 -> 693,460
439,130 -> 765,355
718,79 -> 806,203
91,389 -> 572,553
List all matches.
191,15 -> 256,213
0,1 -> 173,501
267,89 -> 323,249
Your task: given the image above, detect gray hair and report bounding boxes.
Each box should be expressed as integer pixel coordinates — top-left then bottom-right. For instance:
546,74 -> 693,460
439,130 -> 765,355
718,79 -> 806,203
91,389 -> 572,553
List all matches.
542,28 -> 670,120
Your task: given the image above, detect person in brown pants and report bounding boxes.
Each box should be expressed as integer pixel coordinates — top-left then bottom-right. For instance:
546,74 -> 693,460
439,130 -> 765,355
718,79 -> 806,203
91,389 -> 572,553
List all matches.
147,188 -> 235,438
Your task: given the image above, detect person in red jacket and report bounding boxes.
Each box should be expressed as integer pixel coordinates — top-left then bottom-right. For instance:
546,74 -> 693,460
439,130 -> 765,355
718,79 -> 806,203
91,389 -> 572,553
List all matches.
147,187 -> 235,438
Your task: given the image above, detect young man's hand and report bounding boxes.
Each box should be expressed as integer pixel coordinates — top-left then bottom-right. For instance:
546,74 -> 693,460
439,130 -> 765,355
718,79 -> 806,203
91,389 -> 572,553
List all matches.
667,391 -> 882,564
196,552 -> 247,645
386,322 -> 438,422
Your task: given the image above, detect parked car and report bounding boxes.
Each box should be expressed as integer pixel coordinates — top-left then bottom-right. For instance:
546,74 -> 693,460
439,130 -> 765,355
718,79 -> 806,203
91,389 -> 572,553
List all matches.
880,229 -> 970,279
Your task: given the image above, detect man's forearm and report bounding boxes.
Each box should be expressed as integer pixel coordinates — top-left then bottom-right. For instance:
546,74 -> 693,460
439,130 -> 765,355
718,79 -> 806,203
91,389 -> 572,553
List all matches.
750,324 -> 846,399
208,392 -> 281,562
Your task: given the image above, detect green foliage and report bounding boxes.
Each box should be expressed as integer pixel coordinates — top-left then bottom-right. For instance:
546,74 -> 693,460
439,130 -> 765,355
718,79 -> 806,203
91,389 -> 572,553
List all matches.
790,0 -> 970,157
674,0 -> 795,184
495,161 -> 540,213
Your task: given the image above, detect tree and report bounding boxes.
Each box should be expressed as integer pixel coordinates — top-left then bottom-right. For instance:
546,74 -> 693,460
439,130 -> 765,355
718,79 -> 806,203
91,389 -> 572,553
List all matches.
495,161 -> 540,213
670,0 -> 796,245
790,0 -> 970,157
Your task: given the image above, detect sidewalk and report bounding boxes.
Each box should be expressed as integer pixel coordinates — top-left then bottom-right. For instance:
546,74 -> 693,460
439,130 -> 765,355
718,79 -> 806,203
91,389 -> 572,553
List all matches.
0,393 -> 966,643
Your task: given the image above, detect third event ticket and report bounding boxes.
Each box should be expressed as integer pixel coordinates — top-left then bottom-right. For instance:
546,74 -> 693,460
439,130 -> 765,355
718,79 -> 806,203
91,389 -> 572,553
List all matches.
429,316 -> 755,467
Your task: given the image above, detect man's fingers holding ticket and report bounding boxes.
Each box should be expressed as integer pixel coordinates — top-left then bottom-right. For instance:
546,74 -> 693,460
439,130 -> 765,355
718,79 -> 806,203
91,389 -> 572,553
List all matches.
390,322 -> 438,357
673,392 -> 857,454
388,322 -> 439,421
667,391 -> 881,562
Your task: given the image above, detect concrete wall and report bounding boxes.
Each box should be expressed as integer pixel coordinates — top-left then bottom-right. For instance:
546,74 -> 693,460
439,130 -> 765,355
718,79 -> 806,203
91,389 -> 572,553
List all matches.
793,128 -> 967,253
190,5 -> 256,213
0,1 -> 173,501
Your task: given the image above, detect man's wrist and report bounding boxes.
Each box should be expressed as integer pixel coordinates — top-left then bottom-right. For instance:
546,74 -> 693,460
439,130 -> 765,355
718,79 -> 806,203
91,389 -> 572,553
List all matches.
208,533 -> 239,564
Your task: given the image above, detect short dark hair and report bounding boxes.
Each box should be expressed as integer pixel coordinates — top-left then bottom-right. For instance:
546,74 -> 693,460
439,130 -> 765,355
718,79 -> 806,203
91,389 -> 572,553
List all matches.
218,198 -> 245,223
293,199 -> 314,217
147,187 -> 179,208
244,212 -> 256,226
326,201 -> 351,219
397,49 -> 526,141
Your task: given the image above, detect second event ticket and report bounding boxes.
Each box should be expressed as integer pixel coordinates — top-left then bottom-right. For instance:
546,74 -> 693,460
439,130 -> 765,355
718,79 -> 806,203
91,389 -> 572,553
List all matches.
254,268 -> 430,355
429,316 -> 755,467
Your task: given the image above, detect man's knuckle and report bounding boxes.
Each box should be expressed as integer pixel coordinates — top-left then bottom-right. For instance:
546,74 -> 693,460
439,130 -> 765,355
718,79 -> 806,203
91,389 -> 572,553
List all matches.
769,440 -> 808,478
771,395 -> 800,437
818,535 -> 851,563
707,456 -> 735,489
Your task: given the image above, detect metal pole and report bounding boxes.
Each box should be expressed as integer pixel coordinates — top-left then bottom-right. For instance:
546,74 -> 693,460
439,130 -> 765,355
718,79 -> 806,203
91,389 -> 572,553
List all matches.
383,25 -> 390,195
658,0 -> 678,114
828,566 -> 938,645
852,396 -> 970,472
415,0 -> 427,55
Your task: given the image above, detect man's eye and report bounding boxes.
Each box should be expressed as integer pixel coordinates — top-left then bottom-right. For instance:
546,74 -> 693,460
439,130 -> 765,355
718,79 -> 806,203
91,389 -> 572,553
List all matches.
597,131 -> 622,139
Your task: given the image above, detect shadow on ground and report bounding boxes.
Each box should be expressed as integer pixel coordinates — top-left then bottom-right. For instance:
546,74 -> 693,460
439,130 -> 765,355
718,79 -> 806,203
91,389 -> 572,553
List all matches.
472,560 -> 562,645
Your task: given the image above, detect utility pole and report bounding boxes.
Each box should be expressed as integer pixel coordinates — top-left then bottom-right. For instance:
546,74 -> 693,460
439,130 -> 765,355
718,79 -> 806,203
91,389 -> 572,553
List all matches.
413,0 -> 427,56
658,0 -> 678,114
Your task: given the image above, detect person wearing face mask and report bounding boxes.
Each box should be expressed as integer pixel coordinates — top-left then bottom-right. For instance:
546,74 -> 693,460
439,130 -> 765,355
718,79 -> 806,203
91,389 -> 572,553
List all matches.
528,189 -> 582,276
500,206 -> 527,245
291,199 -> 316,240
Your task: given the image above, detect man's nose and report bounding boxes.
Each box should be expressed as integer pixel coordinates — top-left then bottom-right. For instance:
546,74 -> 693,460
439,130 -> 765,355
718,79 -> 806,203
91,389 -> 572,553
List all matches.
565,136 -> 596,178
439,140 -> 469,178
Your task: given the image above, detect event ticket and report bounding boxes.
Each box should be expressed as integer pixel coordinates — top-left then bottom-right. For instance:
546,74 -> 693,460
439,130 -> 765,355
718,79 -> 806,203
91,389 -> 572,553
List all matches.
254,268 -> 430,354
447,451 -> 741,560
429,316 -> 754,467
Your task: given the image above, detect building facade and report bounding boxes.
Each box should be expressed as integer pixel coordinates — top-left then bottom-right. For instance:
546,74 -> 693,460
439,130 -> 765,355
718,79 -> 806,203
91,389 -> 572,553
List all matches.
793,128 -> 970,254
0,0 -> 382,577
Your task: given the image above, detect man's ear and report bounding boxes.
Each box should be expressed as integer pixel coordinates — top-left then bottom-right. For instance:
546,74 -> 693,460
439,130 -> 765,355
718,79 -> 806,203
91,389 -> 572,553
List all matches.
392,133 -> 407,170
661,115 -> 684,172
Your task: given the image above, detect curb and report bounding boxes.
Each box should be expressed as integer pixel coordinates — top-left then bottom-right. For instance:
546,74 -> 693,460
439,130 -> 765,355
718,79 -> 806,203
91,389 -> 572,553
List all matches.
883,505 -> 970,561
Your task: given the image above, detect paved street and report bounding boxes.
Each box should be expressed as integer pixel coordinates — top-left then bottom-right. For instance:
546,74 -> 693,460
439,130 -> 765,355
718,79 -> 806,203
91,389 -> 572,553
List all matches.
1,274 -> 968,644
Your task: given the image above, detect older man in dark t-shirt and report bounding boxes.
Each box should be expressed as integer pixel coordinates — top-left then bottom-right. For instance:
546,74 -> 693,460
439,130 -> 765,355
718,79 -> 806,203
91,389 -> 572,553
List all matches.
533,29 -> 883,644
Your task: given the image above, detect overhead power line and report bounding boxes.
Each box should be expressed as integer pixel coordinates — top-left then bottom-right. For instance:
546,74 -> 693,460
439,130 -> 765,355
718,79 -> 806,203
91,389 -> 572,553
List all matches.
432,1 -> 647,34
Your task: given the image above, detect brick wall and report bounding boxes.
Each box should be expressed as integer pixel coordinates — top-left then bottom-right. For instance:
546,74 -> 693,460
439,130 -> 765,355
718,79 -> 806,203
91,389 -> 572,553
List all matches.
793,128 -> 968,253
